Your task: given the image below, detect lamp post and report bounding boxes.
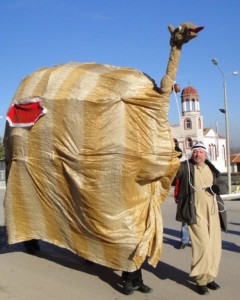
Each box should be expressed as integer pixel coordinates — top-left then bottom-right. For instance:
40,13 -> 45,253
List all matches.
219,109 -> 226,114
212,58 -> 240,193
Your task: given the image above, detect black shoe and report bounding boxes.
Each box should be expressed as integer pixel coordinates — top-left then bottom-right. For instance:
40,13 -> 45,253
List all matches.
134,283 -> 153,293
197,285 -> 209,295
207,281 -> 220,290
23,239 -> 40,254
178,242 -> 187,249
123,283 -> 134,295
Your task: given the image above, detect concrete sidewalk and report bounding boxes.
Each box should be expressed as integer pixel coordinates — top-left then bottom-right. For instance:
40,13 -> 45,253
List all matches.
1,187 -> 240,300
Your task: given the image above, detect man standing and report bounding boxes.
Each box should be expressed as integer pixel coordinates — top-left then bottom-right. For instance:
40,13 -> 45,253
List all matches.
174,141 -> 228,295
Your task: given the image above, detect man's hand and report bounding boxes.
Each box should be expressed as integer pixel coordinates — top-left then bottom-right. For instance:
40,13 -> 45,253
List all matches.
206,185 -> 220,195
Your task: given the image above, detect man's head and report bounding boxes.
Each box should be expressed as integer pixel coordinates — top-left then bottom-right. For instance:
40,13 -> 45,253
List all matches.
190,141 -> 207,165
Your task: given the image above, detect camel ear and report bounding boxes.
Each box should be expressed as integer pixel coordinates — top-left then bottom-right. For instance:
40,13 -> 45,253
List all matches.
168,24 -> 174,34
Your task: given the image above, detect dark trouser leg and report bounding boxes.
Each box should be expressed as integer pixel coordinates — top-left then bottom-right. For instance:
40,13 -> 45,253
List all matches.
121,268 -> 152,295
122,268 -> 143,286
122,269 -> 142,295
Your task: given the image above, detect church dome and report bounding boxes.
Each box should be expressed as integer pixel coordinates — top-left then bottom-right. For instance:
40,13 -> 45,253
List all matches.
181,86 -> 199,97
181,86 -> 199,103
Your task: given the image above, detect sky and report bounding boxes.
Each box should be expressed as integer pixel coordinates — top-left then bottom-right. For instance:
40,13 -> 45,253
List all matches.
0,0 -> 240,147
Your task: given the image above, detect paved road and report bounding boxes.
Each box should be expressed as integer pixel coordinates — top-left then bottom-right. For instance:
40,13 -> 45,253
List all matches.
1,187 -> 240,300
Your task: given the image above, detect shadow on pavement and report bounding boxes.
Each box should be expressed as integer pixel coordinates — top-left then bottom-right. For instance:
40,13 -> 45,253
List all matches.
0,225 -> 123,294
0,225 -> 194,293
222,240 -> 240,252
144,261 -> 196,292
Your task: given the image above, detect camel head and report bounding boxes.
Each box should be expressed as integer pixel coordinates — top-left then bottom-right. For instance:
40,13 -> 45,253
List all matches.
168,22 -> 204,47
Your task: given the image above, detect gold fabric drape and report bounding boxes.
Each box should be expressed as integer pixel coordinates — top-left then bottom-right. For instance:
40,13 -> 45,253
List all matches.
4,62 -> 179,271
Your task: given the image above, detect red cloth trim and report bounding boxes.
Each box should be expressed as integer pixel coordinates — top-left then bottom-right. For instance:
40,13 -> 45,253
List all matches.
174,178 -> 180,200
6,99 -> 46,127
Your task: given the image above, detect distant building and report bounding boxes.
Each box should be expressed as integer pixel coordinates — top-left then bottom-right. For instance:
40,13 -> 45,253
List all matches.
171,86 -> 227,173
230,154 -> 240,172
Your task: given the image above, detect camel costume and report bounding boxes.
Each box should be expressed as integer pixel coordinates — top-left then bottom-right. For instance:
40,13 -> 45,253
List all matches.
4,23 -> 203,272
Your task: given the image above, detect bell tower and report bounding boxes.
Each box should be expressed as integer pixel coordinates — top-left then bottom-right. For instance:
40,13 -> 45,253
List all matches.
180,86 -> 204,148
171,85 -> 227,172
181,86 -> 200,116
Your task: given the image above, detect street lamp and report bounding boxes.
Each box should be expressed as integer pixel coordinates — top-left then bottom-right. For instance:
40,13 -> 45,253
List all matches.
212,58 -> 239,193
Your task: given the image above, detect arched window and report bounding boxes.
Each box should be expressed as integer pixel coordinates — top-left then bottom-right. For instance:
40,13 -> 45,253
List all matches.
184,118 -> 192,129
208,144 -> 217,161
185,100 -> 190,111
186,138 -> 193,149
192,99 -> 196,110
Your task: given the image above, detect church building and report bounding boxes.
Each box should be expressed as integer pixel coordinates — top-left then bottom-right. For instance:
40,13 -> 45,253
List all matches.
170,86 -> 227,173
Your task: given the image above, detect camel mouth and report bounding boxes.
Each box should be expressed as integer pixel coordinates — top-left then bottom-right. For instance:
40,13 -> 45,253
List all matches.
189,26 -> 204,33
